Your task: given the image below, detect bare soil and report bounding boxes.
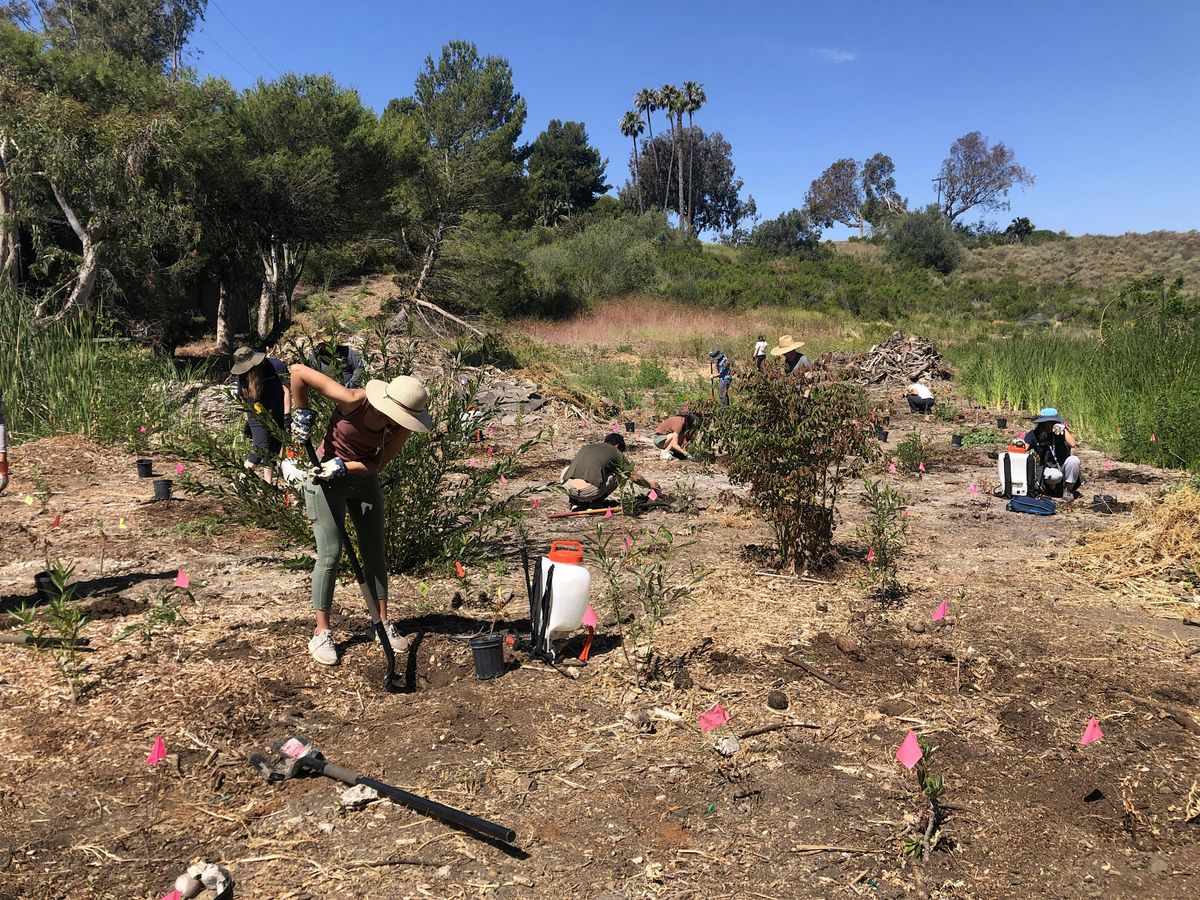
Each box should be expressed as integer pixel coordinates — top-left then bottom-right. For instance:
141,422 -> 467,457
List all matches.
2,395 -> 1198,899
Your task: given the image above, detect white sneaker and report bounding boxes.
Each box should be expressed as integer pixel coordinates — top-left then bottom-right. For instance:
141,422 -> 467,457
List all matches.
308,629 -> 338,665
383,622 -> 409,653
659,449 -> 672,461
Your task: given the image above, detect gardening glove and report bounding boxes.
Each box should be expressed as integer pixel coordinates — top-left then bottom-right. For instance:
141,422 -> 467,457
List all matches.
0,459 -> 8,494
291,407 -> 317,442
1052,423 -> 1066,436
279,458 -> 307,486
310,457 -> 347,482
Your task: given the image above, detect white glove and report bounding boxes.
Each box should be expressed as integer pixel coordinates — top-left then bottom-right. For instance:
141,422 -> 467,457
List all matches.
280,458 -> 306,486
1052,423 -> 1066,436
310,457 -> 347,482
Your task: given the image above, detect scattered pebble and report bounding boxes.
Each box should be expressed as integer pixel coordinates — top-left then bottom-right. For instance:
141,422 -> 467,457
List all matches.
907,621 -> 926,634
338,784 -> 380,810
715,735 -> 740,757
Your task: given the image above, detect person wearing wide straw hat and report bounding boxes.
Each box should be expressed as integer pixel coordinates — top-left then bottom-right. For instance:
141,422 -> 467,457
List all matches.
230,346 -> 291,482
1023,407 -> 1082,500
286,364 -> 433,665
770,335 -> 811,375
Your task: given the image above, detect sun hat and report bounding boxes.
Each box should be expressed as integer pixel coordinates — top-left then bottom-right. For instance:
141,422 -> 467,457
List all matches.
709,348 -> 724,359
769,334 -> 806,357
1032,407 -> 1064,425
230,347 -> 266,376
365,375 -> 434,433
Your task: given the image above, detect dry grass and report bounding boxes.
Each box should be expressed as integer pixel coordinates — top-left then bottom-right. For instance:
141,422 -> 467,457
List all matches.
1074,484 -> 1200,585
961,230 -> 1200,294
511,297 -> 878,362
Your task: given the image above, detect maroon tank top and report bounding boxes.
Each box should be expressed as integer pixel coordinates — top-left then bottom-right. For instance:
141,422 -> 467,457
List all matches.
318,399 -> 401,463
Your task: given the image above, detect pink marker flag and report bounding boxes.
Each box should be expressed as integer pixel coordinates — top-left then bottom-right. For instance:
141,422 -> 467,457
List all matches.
918,461 -> 926,473
1149,433 -> 1157,443
969,483 -> 978,494
924,415 -> 932,423
611,422 -> 620,431
888,463 -> 897,474
52,514 -> 62,527
932,600 -> 948,621
499,474 -> 508,484
532,498 -> 540,509
698,703 -> 730,733
582,605 -> 598,628
486,446 -> 495,456
174,569 -> 189,589
161,891 -> 182,900
895,731 -> 923,770
146,735 -> 167,766
1103,460 -> 1113,470
866,547 -> 876,563
682,405 -> 689,413
1080,716 -> 1104,746
648,489 -> 658,501
603,507 -> 613,519
140,425 -> 147,433
624,535 -> 633,551
467,458 -> 478,467
174,463 -> 184,475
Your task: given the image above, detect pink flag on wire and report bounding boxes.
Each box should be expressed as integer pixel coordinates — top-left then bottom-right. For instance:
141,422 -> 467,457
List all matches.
52,515 -> 62,527
623,535 -> 632,551
1150,433 -> 1157,443
1080,716 -> 1104,746
895,731 -> 923,769
648,489 -> 658,501
888,463 -> 897,474
532,498 -> 540,509
969,483 -> 978,494
160,891 -> 183,900
866,547 -> 875,563
174,570 -> 189,589
146,735 -> 167,766
932,601 -> 948,621
603,507 -> 613,519
698,703 -> 730,733
582,605 -> 598,628
924,415 -> 931,422
175,463 -> 184,475
918,461 -> 926,473
499,474 -> 508,484
1103,460 -> 1113,470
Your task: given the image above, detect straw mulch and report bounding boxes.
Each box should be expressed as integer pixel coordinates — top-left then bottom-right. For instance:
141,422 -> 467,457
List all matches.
1073,484 -> 1200,586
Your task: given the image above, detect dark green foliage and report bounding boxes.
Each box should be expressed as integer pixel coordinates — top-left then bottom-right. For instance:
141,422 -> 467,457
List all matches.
855,477 -> 909,598
527,119 -> 609,225
895,431 -> 932,473
717,374 -> 879,572
883,206 -> 966,274
747,209 -> 824,259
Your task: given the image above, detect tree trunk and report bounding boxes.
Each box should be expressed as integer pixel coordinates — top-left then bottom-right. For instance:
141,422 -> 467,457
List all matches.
631,138 -> 641,213
257,245 -> 278,340
685,118 -> 695,235
661,124 -> 675,212
644,111 -> 659,188
37,181 -> 103,323
215,273 -> 238,354
0,136 -> 21,286
411,224 -> 444,304
676,114 -> 687,234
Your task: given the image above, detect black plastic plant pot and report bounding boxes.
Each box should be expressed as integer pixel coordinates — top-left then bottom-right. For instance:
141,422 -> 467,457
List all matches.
136,459 -> 153,478
470,633 -> 505,680
34,571 -> 61,602
951,434 -> 964,448
153,478 -> 172,501
876,428 -> 889,443
997,417 -> 1008,430
625,422 -> 635,433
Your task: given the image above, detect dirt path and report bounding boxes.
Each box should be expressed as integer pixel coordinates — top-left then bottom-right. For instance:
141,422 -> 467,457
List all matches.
1,401 -> 1198,899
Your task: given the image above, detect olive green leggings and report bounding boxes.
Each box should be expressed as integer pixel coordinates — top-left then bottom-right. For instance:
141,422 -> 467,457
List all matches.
302,475 -> 387,612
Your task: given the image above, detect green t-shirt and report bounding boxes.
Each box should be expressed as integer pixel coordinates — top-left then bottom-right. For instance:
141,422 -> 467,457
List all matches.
566,442 -> 629,485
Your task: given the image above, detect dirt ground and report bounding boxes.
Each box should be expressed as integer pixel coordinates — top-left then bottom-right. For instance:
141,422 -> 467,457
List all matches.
1,384 -> 1198,899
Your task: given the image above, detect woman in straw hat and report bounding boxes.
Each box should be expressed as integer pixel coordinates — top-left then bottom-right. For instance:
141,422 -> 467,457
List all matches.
769,335 -> 811,375
230,346 -> 291,483
286,364 -> 433,665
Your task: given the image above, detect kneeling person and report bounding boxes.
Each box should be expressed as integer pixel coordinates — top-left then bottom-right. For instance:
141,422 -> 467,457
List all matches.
1024,407 -> 1082,500
561,433 -> 658,508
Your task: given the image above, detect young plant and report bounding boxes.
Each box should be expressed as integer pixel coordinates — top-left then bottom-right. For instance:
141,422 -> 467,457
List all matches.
856,478 -> 909,601
895,431 -> 932,474
717,375 -> 879,572
901,736 -> 946,859
11,559 -> 90,700
116,586 -> 192,646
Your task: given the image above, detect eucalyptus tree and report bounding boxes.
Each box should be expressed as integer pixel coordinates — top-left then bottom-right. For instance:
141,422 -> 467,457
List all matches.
936,131 -> 1033,223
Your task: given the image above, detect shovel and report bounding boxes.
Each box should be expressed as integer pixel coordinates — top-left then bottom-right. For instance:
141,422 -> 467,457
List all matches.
250,735 -> 516,845
303,439 -> 402,693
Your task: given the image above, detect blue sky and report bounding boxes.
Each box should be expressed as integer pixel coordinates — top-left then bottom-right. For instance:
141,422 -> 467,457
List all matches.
191,0 -> 1200,236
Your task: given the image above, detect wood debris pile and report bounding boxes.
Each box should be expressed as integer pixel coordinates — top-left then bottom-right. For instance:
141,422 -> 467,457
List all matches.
854,332 -> 952,384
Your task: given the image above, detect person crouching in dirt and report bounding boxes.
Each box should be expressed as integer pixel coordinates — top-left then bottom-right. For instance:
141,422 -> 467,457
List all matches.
286,366 -> 432,665
0,391 -> 9,495
306,328 -> 365,388
904,379 -> 935,414
231,347 -> 291,483
561,433 -> 659,510
1024,407 -> 1083,501
653,412 -> 701,461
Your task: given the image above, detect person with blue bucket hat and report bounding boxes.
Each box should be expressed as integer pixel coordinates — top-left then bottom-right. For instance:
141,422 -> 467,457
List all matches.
1024,407 -> 1083,500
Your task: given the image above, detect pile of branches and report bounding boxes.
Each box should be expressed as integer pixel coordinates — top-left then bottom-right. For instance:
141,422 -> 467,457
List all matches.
854,332 -> 952,385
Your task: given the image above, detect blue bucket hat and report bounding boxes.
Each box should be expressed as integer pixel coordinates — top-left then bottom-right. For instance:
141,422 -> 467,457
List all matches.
1033,407 -> 1064,425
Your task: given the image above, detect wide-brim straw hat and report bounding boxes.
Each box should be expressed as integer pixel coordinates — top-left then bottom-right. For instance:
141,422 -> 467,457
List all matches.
1032,407 -> 1064,425
230,347 -> 267,375
769,334 -> 806,357
365,375 -> 434,433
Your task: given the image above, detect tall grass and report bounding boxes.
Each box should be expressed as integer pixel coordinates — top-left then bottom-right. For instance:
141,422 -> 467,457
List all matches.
950,324 -> 1200,470
0,290 -> 199,448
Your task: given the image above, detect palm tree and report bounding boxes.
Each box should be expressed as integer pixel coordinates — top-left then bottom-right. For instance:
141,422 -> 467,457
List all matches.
620,110 -> 645,212
682,81 -> 706,234
633,88 -> 661,189
658,83 -> 683,216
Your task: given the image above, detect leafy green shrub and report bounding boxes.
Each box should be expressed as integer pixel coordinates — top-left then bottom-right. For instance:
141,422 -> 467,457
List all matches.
960,426 -> 1001,448
883,206 -> 965,274
856,478 -> 909,598
717,375 -> 878,572
895,431 -> 932,473
10,559 -> 89,700
747,208 -> 824,259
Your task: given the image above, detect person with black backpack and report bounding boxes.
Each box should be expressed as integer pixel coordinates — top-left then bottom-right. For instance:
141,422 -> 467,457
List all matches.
1024,407 -> 1083,500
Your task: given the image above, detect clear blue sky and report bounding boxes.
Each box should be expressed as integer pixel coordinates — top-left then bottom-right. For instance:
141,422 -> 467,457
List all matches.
191,0 -> 1200,237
